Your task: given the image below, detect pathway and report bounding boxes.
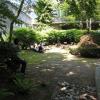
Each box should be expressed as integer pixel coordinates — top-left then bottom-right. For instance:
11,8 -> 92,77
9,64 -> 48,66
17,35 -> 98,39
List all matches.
25,46 -> 100,100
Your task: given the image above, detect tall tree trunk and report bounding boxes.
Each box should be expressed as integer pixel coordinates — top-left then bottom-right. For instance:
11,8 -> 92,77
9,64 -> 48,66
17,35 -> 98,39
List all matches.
79,20 -> 83,29
86,19 -> 90,34
89,18 -> 92,31
9,0 -> 25,43
86,19 -> 89,29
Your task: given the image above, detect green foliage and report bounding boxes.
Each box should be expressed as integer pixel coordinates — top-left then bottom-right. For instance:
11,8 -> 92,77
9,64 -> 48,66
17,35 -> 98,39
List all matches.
95,0 -> 100,20
12,74 -> 33,94
90,30 -> 100,45
13,27 -> 87,45
0,42 -> 18,63
78,47 -> 100,58
34,0 -> 54,24
46,29 -> 86,44
66,0 -> 97,20
69,47 -> 79,56
13,28 -> 39,49
0,0 -> 15,41
70,34 -> 100,58
0,89 -> 14,100
59,1 -> 69,17
70,42 -> 100,58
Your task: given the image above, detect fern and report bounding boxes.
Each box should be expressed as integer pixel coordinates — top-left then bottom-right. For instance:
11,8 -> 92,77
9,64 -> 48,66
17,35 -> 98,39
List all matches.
0,89 -> 14,100
13,74 -> 33,94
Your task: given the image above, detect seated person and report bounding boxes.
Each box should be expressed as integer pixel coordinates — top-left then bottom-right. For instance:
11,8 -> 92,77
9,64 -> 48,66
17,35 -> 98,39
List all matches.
38,43 -> 44,53
6,39 -> 26,74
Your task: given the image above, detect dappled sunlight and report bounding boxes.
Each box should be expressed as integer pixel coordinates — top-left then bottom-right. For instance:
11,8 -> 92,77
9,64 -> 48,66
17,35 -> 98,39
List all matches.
77,66 -> 81,68
62,53 -> 77,61
35,67 -> 39,69
45,46 -> 78,61
51,67 -> 55,69
42,60 -> 46,62
45,46 -> 67,54
86,64 -> 91,68
41,68 -> 53,72
82,60 -> 87,63
66,71 -> 76,76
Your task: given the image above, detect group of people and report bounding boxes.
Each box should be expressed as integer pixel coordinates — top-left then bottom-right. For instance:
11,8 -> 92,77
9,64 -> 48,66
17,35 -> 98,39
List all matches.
32,43 -> 44,53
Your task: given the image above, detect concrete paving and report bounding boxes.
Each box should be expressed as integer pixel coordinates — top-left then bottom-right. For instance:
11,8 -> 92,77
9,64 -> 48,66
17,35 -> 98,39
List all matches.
96,66 -> 100,100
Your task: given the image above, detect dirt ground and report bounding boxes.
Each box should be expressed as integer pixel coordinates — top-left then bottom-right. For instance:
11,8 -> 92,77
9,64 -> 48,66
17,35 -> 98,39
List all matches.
13,46 -> 100,100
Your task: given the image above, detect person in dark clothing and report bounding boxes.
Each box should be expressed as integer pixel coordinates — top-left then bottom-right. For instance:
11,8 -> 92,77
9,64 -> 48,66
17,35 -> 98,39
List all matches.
14,38 -> 26,73
6,38 -> 26,74
38,43 -> 44,53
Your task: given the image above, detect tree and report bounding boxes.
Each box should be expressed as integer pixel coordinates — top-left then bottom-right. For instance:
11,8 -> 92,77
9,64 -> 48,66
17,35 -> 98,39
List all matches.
95,0 -> 100,20
33,0 -> 54,24
8,0 -> 33,42
0,0 -> 15,41
65,0 -> 97,31
9,0 -> 25,42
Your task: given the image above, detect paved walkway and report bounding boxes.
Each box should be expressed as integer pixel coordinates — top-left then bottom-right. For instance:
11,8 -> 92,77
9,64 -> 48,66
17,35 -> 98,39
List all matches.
96,66 -> 100,100
25,46 -> 100,100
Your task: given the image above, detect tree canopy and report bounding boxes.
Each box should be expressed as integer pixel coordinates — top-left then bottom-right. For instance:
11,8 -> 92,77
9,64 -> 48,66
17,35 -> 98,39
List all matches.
33,0 -> 54,24
0,0 -> 15,41
65,0 -> 97,20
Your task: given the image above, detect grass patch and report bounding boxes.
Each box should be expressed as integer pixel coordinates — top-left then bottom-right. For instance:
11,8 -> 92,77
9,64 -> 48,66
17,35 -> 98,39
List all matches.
19,50 -> 64,65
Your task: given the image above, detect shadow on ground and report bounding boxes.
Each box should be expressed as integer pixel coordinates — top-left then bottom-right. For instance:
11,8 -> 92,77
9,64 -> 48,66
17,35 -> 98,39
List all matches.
13,47 -> 100,100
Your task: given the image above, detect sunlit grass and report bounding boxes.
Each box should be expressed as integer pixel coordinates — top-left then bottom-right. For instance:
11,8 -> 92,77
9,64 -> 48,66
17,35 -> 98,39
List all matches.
19,50 -> 47,64
19,50 -> 64,65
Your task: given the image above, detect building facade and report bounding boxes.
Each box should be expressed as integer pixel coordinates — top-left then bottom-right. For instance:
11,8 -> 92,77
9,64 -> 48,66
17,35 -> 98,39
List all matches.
6,2 -> 33,32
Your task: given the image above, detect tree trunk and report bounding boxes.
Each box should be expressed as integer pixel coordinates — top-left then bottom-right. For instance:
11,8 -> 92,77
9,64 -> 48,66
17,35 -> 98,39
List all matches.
86,19 -> 89,29
89,18 -> 92,31
79,20 -> 83,29
9,0 -> 25,43
86,19 -> 90,34
9,20 -> 14,43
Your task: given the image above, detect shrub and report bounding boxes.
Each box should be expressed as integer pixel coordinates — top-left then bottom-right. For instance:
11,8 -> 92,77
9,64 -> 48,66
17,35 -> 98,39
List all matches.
90,31 -> 100,45
71,34 -> 100,58
46,29 -> 86,44
69,47 -> 80,56
12,73 -> 33,94
0,89 -> 14,100
13,28 -> 38,49
0,42 -> 18,63
80,48 -> 100,58
0,42 -> 19,79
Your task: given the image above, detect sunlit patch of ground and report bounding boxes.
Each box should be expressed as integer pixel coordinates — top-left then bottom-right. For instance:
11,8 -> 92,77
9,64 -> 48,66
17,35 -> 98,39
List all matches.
45,46 -> 67,54
18,45 -> 100,100
45,45 -> 78,61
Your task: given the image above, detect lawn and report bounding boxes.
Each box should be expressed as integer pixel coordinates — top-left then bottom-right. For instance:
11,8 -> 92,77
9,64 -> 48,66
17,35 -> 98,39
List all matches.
19,50 -> 65,65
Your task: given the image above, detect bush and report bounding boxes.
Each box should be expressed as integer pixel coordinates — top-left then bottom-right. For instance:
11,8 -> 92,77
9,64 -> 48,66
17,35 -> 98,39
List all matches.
13,28 -> 39,49
70,34 -> 100,58
12,73 -> 33,94
0,42 -> 19,79
90,31 -> 100,45
0,42 -> 18,63
46,29 -> 86,44
78,47 -> 100,58
0,89 -> 14,100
